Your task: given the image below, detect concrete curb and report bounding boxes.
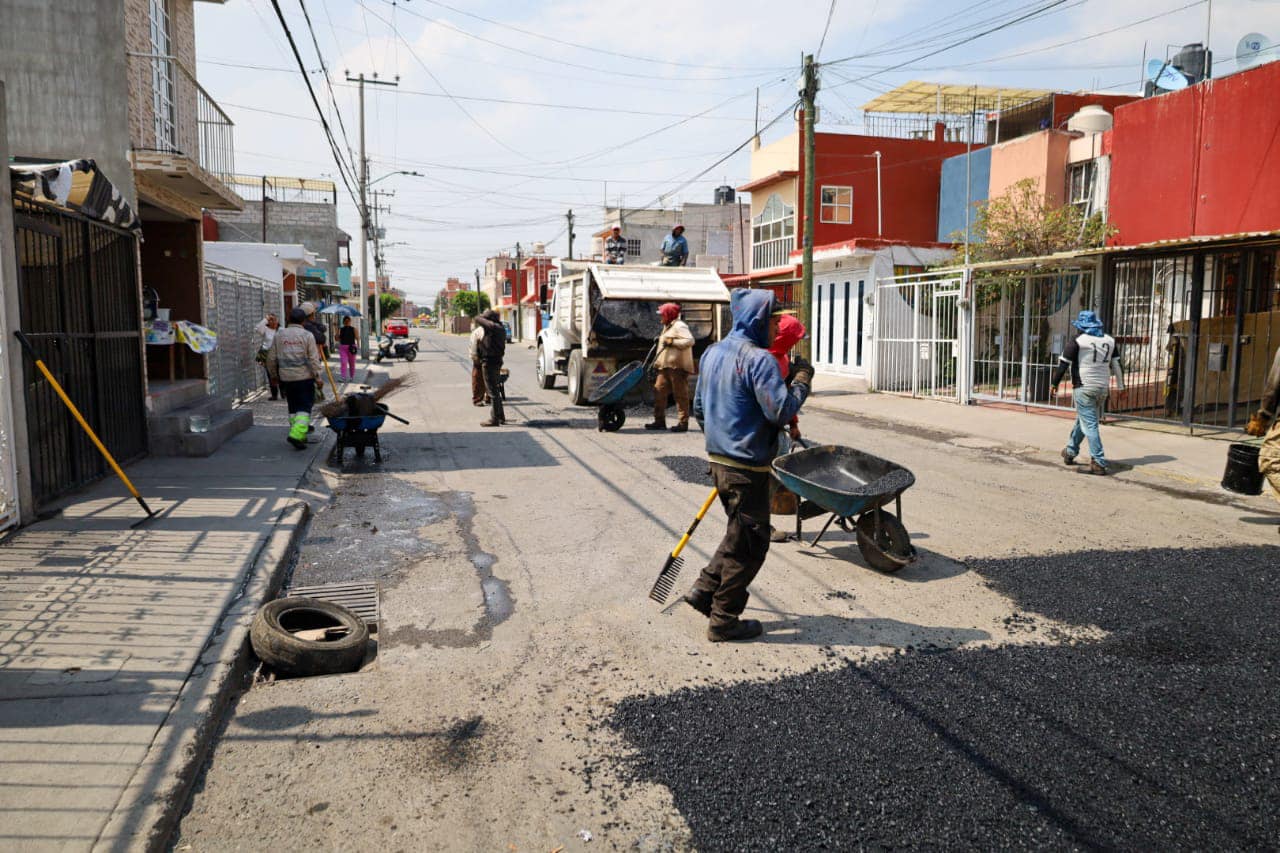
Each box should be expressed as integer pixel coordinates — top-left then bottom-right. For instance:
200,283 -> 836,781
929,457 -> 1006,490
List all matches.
93,501 -> 311,853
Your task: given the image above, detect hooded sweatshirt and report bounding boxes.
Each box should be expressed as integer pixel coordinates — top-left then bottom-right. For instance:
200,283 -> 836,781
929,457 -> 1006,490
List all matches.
693,289 -> 808,470
266,322 -> 323,383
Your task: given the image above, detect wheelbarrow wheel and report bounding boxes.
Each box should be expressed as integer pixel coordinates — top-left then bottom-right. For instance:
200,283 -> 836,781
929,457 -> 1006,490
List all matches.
855,509 -> 915,573
598,405 -> 625,432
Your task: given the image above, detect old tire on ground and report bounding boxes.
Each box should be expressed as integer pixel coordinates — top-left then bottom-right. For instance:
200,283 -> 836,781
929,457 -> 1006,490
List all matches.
598,405 -> 626,432
567,350 -> 587,405
855,510 -> 915,573
250,597 -> 369,678
536,344 -> 556,389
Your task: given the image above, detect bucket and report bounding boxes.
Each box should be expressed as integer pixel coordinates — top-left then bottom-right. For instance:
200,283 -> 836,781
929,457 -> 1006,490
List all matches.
1221,443 -> 1264,495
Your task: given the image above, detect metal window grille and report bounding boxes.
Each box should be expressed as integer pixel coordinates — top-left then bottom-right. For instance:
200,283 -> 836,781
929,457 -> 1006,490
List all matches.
626,239 -> 641,257
205,264 -> 284,402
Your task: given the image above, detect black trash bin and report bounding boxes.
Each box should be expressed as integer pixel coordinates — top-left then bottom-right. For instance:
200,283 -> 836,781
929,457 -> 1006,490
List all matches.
1222,443 -> 1264,495
1026,365 -> 1053,403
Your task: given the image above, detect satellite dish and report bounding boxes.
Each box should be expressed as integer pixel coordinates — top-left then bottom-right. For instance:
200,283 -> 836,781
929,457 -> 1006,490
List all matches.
1146,59 -> 1190,91
1236,32 -> 1274,70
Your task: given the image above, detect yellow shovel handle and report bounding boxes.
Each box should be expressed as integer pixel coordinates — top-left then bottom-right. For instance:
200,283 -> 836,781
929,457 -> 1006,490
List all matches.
320,345 -> 341,398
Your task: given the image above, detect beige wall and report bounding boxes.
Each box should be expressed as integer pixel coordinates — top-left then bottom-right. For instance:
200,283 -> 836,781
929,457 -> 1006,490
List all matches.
747,177 -> 798,223
749,131 -> 798,181
988,129 -> 1073,206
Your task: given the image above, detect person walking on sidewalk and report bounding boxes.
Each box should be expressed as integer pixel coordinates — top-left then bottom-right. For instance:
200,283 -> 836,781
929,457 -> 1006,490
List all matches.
1246,345 -> 1280,507
469,319 -> 489,407
474,309 -> 507,427
253,313 -> 280,399
1052,310 -> 1126,475
337,316 -> 358,380
646,302 -> 695,432
267,307 -> 324,450
685,289 -> 812,642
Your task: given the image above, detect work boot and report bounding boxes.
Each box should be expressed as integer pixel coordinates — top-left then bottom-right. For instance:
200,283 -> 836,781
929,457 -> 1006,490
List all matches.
708,618 -> 764,643
770,526 -> 790,543
644,421 -> 666,431
1061,448 -> 1076,465
682,589 -> 712,617
670,422 -> 689,433
481,419 -> 501,427
1082,459 -> 1109,476
473,400 -> 485,407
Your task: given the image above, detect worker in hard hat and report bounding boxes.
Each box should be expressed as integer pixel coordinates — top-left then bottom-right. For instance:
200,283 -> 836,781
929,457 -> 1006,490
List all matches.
646,302 -> 695,432
660,224 -> 688,267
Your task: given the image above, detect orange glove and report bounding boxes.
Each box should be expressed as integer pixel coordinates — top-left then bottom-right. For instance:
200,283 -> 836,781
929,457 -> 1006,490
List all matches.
1246,412 -> 1270,437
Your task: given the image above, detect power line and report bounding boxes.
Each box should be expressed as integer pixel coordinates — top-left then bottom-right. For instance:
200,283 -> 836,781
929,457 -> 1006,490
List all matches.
297,0 -> 356,165
265,0 -> 361,208
816,0 -> 838,61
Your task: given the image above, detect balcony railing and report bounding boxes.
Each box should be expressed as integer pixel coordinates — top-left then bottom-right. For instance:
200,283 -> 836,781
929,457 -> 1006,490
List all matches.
753,236 -> 795,271
127,52 -> 235,186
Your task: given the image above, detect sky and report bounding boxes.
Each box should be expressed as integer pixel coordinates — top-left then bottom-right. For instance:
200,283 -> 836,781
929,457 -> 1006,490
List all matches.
194,0 -> 1280,305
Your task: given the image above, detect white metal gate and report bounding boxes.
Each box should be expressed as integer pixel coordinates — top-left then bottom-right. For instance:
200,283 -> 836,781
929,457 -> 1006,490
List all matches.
873,273 -> 964,400
205,263 -> 283,402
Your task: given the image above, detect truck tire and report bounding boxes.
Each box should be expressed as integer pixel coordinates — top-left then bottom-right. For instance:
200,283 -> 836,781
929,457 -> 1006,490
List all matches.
536,343 -> 555,389
250,597 -> 369,678
567,350 -> 587,405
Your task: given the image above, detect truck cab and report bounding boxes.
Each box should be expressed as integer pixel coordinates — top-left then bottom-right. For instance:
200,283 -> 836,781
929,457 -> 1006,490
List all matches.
535,264 -> 732,405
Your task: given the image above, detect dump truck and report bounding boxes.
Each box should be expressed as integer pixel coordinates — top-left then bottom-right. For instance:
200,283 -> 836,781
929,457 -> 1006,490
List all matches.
535,263 -> 732,405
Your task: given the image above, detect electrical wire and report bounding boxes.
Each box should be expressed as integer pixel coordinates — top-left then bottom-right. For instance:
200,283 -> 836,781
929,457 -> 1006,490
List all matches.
298,0 -> 356,166
816,0 -> 838,61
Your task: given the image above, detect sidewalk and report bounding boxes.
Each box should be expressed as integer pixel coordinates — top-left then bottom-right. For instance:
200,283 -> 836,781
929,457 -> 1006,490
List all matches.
0,387 -> 350,851
806,376 -> 1273,506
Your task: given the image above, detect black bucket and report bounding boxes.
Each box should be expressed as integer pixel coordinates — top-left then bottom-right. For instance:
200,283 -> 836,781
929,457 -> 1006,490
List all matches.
1222,443 -> 1264,495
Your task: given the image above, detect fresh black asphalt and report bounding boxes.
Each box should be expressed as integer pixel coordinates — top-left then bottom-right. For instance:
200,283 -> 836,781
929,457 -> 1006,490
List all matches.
610,545 -> 1279,850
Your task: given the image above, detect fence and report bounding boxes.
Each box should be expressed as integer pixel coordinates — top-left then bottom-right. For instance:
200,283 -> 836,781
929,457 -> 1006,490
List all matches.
873,272 -> 965,401
204,263 -> 283,402
127,52 -> 235,185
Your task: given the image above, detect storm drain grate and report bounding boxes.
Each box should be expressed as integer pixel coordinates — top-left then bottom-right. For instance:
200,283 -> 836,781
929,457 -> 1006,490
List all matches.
284,582 -> 380,628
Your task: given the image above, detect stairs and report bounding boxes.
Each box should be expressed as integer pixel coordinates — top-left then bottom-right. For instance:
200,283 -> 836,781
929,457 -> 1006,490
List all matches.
147,380 -> 253,457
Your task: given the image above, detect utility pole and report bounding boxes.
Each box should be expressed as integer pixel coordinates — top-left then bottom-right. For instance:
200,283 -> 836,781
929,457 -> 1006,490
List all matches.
474,267 -> 480,292
261,175 -> 269,243
566,209 -> 575,259
346,72 -> 398,351
799,54 -> 818,361
514,241 -> 523,340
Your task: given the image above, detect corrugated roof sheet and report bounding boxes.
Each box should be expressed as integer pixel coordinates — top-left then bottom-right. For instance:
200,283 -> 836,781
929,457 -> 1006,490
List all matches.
860,81 -> 1051,114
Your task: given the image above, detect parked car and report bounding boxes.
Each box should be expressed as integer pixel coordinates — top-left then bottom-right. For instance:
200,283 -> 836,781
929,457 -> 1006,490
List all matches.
385,317 -> 410,338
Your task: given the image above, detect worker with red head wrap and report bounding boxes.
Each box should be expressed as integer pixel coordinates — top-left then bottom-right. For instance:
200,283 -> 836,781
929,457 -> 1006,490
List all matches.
647,302 -> 695,432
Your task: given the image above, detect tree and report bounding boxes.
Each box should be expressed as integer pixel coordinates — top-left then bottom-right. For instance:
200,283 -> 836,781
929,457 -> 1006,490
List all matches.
960,177 -> 1113,263
452,290 -> 490,317
367,292 -> 402,319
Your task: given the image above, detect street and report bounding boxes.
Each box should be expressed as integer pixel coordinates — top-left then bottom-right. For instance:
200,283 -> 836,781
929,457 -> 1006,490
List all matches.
173,328 -> 1278,851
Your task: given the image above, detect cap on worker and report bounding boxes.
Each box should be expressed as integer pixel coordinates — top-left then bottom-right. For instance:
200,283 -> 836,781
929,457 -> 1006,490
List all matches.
299,301 -> 317,317
657,302 -> 681,323
772,308 -> 798,317
610,225 -> 621,233
288,306 -> 308,324
1072,309 -> 1104,336
672,224 -> 685,233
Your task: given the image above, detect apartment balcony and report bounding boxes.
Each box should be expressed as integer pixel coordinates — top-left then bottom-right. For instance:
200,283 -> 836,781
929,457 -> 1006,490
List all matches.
127,52 -> 243,214
753,236 -> 795,272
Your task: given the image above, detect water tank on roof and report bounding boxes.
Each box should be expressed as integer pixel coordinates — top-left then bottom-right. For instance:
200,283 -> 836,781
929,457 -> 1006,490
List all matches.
532,242 -> 546,255
714,185 -> 736,205
1173,43 -> 1211,82
1067,105 -> 1113,135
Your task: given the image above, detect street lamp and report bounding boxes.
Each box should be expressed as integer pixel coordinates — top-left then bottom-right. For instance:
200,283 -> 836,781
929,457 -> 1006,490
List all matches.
369,169 -> 423,188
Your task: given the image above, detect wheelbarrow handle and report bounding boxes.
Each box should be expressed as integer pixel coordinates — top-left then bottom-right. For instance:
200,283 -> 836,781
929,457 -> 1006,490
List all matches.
375,403 -> 411,425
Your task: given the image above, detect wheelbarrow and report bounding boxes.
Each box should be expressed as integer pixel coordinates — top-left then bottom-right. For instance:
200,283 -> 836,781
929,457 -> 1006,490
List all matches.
326,403 -> 408,466
771,444 -> 917,572
586,343 -> 660,432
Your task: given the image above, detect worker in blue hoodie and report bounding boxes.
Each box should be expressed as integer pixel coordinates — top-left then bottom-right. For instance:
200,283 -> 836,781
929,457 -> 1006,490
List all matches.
687,289 -> 813,641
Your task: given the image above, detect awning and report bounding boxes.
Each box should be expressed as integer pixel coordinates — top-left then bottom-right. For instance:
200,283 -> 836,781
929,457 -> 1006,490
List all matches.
9,159 -> 140,233
860,81 -> 1051,114
588,264 -> 731,303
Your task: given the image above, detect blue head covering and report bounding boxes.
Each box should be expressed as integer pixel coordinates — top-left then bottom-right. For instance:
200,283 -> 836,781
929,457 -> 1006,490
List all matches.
1072,310 -> 1104,337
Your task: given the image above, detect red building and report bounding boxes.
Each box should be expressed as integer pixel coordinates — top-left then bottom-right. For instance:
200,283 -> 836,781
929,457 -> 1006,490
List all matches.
1108,59 -> 1280,246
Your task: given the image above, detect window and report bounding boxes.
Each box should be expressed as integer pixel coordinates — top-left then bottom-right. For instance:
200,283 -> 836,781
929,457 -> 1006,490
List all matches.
626,239 -> 641,257
752,193 -> 795,270
148,0 -> 176,149
1068,161 -> 1097,214
820,186 -> 853,224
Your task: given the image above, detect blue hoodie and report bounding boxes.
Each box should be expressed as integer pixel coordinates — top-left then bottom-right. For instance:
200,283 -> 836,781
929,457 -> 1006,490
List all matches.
693,289 -> 808,469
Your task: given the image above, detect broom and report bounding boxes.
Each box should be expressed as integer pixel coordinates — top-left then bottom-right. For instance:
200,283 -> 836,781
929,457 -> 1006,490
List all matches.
648,488 -> 719,604
318,374 -> 413,419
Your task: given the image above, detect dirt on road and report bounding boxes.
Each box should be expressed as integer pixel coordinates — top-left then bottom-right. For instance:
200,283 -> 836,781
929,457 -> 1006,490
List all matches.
174,330 -> 1279,852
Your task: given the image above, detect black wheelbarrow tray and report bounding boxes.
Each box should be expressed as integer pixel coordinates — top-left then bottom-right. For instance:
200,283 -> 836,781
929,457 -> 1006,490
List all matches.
771,445 -> 918,572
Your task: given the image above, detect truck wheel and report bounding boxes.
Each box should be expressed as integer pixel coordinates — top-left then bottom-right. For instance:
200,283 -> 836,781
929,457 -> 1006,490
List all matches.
536,344 -> 555,389
567,351 -> 587,405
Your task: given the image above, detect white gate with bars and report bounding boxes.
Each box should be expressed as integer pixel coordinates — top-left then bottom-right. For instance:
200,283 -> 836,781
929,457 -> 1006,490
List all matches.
873,272 -> 966,401
204,263 -> 284,402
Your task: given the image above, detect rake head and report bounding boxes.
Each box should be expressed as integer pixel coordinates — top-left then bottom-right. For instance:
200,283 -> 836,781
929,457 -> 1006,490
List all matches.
648,554 -> 684,604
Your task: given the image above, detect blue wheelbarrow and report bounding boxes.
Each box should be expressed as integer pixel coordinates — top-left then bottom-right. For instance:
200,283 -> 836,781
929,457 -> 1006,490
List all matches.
586,343 -> 660,432
325,403 -> 408,466
772,444 -> 917,572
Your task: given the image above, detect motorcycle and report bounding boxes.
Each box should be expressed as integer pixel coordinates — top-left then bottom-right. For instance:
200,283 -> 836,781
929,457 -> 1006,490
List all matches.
374,335 -> 419,363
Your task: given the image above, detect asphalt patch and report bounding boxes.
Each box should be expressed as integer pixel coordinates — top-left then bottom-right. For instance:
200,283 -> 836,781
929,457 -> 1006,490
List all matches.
609,546 -> 1280,850
657,455 -> 712,486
